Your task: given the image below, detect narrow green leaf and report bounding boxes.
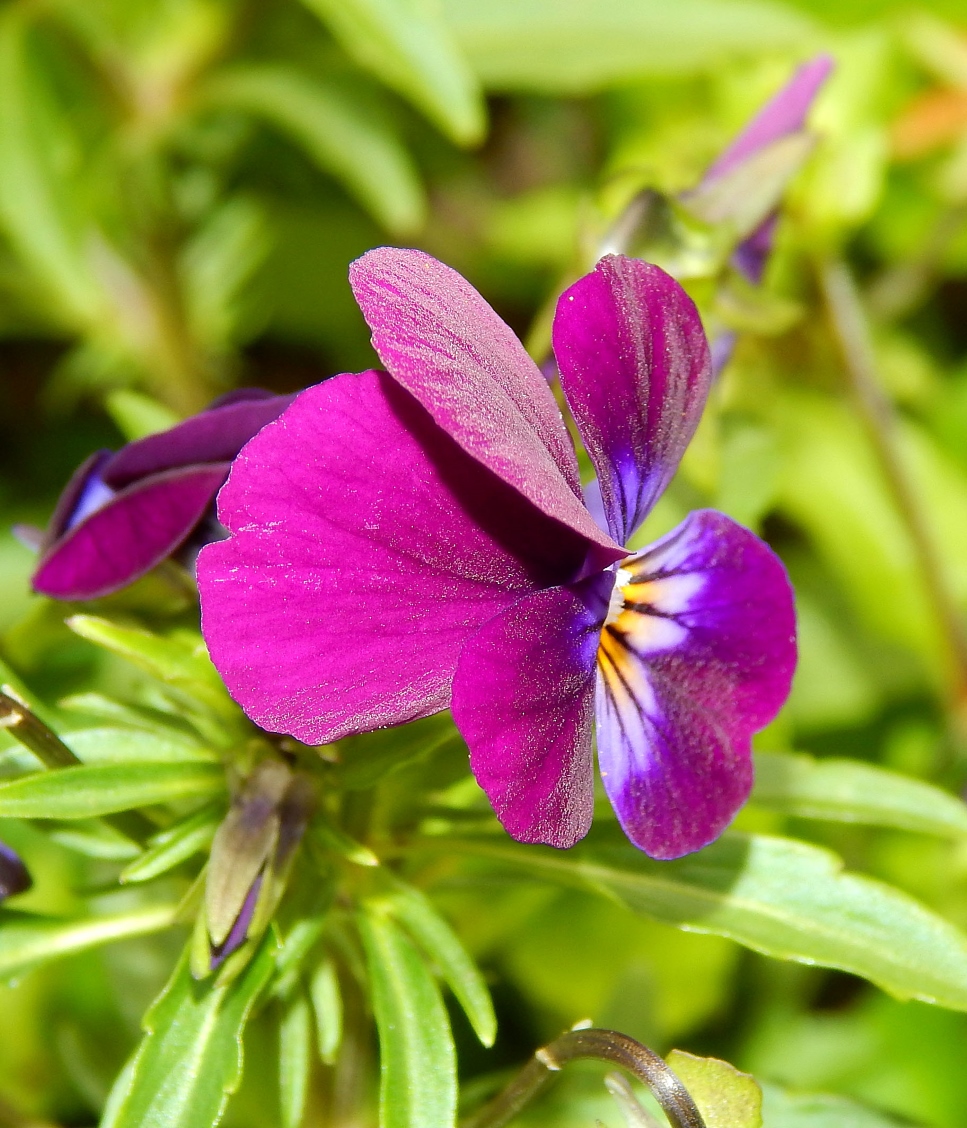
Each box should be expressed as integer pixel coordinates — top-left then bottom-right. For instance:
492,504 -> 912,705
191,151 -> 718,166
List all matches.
0,762 -> 224,818
203,65 -> 425,234
752,751 -> 967,836
50,822 -> 143,861
665,1051 -> 762,1128
64,726 -> 217,764
448,830 -> 967,1010
379,882 -> 496,1047
279,991 -> 312,1128
300,0 -> 484,145
314,820 -> 380,867
65,617 -> 236,724
0,904 -> 177,981
103,937 -> 276,1128
310,956 -> 343,1066
104,390 -> 182,441
359,908 -> 457,1128
440,0 -> 816,92
0,8 -> 100,325
121,805 -> 221,884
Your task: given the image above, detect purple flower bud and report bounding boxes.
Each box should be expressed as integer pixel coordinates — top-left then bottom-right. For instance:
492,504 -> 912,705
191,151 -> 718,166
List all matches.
31,388 -> 295,601
0,840 -> 31,901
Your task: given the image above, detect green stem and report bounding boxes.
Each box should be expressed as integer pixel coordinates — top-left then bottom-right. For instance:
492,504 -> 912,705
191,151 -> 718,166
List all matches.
461,1028 -> 705,1128
818,258 -> 967,711
0,687 -> 153,844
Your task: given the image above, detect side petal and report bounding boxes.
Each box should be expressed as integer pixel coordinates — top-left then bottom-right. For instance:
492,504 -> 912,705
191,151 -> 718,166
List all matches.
596,509 -> 796,859
349,247 -> 619,559
198,371 -> 606,745
554,256 -> 712,545
452,575 -> 611,849
103,393 -> 296,487
33,464 -> 229,600
39,450 -> 113,552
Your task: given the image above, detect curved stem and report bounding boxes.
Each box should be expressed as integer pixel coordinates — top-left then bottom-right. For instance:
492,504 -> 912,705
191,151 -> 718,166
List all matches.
461,1028 -> 706,1128
818,257 -> 967,717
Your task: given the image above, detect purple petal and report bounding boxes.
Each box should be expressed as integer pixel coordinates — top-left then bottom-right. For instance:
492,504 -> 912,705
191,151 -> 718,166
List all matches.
210,869 -> 263,970
33,464 -> 229,600
702,56 -> 834,183
103,394 -> 295,487
198,371 -> 609,745
452,575 -> 612,849
39,450 -> 113,551
554,256 -> 712,546
733,214 -> 779,286
596,509 -> 796,859
206,387 -> 281,409
0,840 -> 31,900
349,248 -> 619,560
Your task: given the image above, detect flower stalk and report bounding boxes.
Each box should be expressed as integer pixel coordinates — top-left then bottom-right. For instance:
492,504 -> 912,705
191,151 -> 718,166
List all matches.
819,256 -> 967,715
461,1027 -> 706,1128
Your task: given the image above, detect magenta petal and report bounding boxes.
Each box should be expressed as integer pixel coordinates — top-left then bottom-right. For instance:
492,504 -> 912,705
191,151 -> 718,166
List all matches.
39,450 -> 112,551
452,576 -> 611,849
597,510 -> 796,859
33,464 -> 229,600
103,394 -> 295,488
702,55 -> 834,183
349,248 -> 619,560
554,256 -> 712,545
198,371 -> 606,744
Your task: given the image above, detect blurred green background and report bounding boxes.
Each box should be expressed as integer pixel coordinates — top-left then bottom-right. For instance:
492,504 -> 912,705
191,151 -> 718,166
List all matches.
5,0 -> 967,1125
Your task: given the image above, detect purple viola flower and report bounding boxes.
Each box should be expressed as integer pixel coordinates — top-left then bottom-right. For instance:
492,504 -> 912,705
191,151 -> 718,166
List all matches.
197,249 -> 796,860
29,389 -> 294,601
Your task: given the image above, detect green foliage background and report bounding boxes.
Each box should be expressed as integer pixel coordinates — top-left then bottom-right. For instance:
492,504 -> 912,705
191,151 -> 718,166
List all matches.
4,0 -> 967,1126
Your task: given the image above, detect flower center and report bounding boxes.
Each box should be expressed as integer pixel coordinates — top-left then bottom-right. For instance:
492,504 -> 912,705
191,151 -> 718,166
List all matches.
605,565 -> 634,627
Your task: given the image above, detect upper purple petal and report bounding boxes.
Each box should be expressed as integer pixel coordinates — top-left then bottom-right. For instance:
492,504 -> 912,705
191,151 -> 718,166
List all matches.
702,55 -> 834,183
198,370 -> 607,745
452,575 -> 611,849
33,464 -> 229,600
554,256 -> 712,546
349,248 -> 620,563
103,393 -> 296,488
39,450 -> 113,552
596,509 -> 797,859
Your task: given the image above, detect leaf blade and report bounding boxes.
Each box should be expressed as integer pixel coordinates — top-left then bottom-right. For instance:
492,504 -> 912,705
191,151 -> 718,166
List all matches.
359,908 -> 457,1128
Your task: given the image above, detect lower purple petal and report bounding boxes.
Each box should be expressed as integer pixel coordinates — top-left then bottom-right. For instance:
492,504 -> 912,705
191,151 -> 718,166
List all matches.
452,576 -> 611,849
33,464 -> 229,600
596,509 -> 796,859
198,371 -> 600,745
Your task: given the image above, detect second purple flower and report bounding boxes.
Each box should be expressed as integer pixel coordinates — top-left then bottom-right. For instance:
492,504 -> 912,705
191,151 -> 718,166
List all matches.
198,250 -> 796,860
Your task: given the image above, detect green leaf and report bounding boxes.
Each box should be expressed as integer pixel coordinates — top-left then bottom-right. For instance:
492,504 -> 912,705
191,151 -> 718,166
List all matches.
0,8 -> 101,326
104,389 -> 182,441
64,726 -> 217,764
310,956 -> 343,1066
752,751 -> 967,836
279,991 -> 312,1128
665,1050 -> 762,1128
121,805 -> 221,884
448,830 -> 967,1010
0,761 -> 224,818
377,882 -> 496,1047
337,712 -> 461,790
759,1082 -> 908,1128
359,907 -> 457,1128
203,65 -> 425,234
0,904 -> 177,981
103,937 -> 276,1128
65,617 -> 237,728
440,0 -> 816,92
300,0 -> 484,145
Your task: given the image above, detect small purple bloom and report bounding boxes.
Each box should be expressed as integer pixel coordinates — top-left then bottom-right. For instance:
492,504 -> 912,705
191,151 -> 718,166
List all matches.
31,389 -> 294,601
198,249 -> 796,860
699,55 -> 833,285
